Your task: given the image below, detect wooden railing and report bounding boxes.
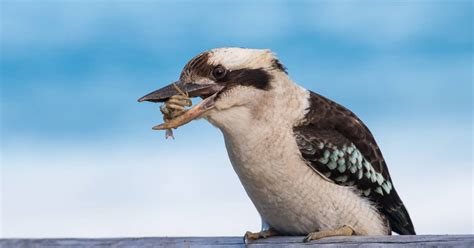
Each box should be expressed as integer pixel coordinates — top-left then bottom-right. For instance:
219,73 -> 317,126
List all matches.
1,235 -> 473,247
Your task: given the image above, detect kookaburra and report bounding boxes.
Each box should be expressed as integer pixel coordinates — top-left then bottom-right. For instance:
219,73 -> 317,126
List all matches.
138,48 -> 416,242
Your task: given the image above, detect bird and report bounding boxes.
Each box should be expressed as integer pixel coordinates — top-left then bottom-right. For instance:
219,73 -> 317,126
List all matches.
138,47 -> 416,242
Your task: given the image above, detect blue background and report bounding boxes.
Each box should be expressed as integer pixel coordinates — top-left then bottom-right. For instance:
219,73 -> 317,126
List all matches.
1,0 -> 472,237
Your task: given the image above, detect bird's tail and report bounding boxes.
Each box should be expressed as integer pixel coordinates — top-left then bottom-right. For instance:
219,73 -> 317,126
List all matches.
385,190 -> 416,235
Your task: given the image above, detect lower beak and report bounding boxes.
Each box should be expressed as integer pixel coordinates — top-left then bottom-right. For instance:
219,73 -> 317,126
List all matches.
138,81 -> 224,130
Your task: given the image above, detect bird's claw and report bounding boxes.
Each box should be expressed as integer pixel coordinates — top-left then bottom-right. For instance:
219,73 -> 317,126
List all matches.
243,229 -> 279,244
244,231 -> 260,242
303,225 -> 354,242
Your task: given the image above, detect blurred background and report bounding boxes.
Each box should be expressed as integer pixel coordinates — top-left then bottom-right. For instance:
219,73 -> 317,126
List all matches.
1,0 -> 472,238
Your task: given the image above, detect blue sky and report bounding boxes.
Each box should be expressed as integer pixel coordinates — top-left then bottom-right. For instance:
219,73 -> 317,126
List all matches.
1,0 -> 472,237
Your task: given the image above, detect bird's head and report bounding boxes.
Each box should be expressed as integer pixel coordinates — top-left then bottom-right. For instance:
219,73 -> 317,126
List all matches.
139,47 -> 305,131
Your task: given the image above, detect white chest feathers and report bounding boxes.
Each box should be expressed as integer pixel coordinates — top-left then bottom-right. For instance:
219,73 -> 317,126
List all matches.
205,81 -> 388,235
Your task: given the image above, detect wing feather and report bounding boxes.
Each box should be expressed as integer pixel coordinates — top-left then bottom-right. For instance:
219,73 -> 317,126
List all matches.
294,91 -> 415,235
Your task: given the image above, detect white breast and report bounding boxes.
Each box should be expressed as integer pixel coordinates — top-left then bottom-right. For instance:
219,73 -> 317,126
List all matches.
205,79 -> 388,235
224,124 -> 388,235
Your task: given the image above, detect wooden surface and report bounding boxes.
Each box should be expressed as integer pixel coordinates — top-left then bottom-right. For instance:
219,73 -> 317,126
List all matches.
1,235 -> 473,247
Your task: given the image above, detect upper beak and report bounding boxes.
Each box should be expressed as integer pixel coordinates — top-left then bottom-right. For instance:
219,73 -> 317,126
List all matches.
137,80 -> 221,102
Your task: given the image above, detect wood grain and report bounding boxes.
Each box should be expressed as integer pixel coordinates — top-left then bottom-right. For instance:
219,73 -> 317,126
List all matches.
1,235 -> 473,248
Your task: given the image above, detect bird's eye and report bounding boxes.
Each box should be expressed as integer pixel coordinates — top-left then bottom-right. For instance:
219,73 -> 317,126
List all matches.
212,65 -> 227,80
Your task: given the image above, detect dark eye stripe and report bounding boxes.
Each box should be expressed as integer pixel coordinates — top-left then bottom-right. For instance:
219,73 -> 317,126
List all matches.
224,68 -> 271,90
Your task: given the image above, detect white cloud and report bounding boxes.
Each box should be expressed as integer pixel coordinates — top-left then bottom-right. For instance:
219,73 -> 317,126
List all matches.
1,144 -> 260,237
1,120 -> 472,237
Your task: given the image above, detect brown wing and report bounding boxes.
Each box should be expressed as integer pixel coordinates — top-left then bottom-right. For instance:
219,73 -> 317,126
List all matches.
294,91 -> 415,235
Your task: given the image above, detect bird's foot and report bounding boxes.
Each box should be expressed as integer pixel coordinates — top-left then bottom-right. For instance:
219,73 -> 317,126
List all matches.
244,228 -> 279,243
303,225 -> 354,242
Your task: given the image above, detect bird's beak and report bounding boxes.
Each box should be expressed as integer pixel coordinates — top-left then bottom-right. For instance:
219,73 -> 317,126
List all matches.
138,80 -> 224,130
137,80 -> 222,103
